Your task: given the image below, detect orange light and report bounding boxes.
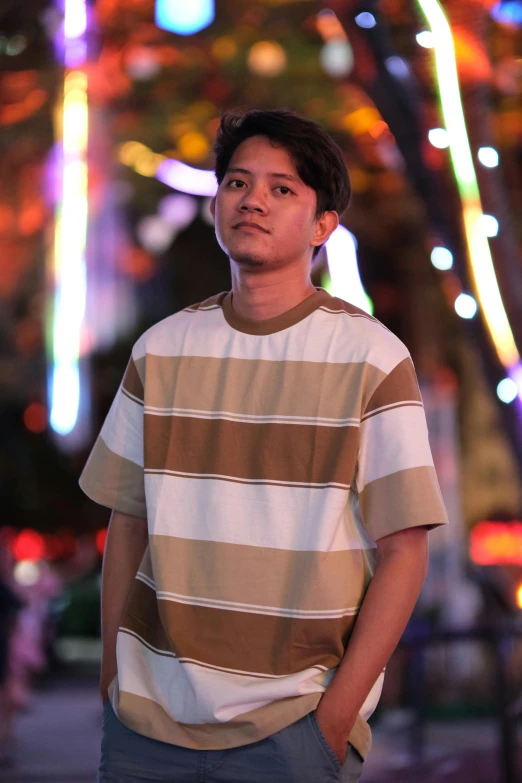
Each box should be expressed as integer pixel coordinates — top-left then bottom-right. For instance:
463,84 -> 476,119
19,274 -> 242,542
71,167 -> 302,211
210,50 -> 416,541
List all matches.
517,584 -> 522,610
470,521 -> 522,566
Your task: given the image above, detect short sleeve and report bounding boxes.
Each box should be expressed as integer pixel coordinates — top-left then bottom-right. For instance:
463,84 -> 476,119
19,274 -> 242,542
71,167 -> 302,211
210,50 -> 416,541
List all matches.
79,351 -> 146,518
356,355 -> 448,541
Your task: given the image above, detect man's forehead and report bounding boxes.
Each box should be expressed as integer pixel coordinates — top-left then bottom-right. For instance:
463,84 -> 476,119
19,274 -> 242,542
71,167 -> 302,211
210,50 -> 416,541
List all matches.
228,136 -> 302,181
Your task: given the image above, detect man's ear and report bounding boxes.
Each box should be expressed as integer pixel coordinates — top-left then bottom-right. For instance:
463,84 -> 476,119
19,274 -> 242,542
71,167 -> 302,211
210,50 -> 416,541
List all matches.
311,210 -> 339,249
209,196 -> 216,220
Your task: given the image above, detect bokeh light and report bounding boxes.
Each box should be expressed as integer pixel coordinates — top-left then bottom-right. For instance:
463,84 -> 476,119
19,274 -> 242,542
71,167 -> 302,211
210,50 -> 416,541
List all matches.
431,246 -> 453,270
478,214 -> 499,237
478,146 -> 499,167
416,30 -> 435,47
247,41 -> 287,78
23,402 -> 48,433
428,127 -> 450,148
355,12 -> 377,28
454,292 -> 478,319
497,378 -> 518,403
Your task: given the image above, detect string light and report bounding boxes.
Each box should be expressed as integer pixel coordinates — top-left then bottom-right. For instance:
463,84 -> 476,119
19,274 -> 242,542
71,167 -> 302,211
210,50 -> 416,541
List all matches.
417,0 -> 520,376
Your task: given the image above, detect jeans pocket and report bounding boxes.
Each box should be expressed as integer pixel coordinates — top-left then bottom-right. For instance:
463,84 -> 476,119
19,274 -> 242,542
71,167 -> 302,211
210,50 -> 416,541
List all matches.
308,711 -> 342,775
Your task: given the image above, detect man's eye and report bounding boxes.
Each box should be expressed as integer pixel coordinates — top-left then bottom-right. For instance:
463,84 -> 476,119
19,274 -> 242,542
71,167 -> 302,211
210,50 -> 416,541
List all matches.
228,179 -> 244,188
277,186 -> 292,195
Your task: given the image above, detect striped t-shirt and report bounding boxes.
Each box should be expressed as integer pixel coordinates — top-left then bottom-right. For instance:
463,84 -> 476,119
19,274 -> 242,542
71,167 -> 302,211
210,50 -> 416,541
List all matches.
79,288 -> 447,760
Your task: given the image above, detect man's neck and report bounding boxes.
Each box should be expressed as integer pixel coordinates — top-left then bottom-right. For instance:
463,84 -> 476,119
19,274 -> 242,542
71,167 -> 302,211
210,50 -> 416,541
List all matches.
230,267 -> 317,322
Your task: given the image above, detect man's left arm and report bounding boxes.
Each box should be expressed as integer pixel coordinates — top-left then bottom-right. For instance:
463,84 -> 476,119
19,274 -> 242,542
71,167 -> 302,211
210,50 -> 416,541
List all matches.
315,525 -> 429,762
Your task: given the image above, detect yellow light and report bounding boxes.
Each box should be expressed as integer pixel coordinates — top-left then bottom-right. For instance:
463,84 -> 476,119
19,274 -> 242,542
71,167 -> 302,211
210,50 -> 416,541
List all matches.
177,131 -> 210,163
517,584 -> 522,610
211,36 -> 237,61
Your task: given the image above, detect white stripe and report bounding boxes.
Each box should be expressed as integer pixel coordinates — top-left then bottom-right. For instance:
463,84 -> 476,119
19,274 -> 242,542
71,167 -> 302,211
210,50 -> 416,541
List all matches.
143,406 -> 360,427
361,400 -> 423,420
144,469 -> 349,491
357,405 -> 434,490
116,631 -> 333,723
99,385 -> 144,467
133,307 -> 410,375
136,572 -> 156,591
122,388 -> 144,406
144,474 -> 362,551
154,590 -> 360,619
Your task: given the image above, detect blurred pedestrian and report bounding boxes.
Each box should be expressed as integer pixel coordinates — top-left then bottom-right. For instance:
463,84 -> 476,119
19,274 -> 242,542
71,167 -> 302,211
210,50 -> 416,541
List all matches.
80,109 -> 448,782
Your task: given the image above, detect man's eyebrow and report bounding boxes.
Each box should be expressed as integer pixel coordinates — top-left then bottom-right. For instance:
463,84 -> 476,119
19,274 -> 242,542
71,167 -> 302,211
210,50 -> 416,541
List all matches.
226,167 -> 299,183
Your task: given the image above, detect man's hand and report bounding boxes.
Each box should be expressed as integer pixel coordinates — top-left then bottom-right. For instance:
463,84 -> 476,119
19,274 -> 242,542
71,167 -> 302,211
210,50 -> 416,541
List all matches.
314,700 -> 354,764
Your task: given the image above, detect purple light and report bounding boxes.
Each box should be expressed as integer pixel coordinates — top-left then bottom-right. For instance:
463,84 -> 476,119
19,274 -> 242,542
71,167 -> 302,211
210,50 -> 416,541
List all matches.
64,39 -> 87,67
509,361 -> 522,402
156,159 -> 217,197
64,0 -> 87,40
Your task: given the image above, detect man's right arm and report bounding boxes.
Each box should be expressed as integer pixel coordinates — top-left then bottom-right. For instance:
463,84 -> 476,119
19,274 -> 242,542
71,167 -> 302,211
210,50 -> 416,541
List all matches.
100,509 -> 148,704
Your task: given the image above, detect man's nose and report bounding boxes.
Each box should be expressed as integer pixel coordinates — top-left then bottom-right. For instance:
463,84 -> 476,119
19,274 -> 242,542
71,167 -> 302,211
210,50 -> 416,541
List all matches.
239,185 -> 268,213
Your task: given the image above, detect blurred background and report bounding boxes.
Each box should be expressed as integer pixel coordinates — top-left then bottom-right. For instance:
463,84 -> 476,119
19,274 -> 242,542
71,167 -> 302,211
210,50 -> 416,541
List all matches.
1,0 -> 522,780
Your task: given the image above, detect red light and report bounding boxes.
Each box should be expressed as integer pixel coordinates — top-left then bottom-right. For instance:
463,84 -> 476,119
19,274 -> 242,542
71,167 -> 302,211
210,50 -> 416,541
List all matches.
12,529 -> 45,561
470,521 -> 522,566
23,403 -> 47,433
96,529 -> 107,555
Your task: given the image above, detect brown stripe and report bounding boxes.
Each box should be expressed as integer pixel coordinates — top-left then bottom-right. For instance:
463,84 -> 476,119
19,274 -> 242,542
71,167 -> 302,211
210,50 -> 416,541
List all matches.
149,535 -> 371,612
124,579 -> 356,676
363,357 -> 421,416
134,355 -> 381,422
359,466 -> 448,541
122,357 -> 144,402
78,437 -> 146,518
144,415 -> 358,486
222,289 -> 331,336
361,400 -> 423,422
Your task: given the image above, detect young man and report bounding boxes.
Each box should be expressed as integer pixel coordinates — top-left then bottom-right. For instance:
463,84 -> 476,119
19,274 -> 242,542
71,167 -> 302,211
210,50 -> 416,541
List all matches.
80,109 -> 448,782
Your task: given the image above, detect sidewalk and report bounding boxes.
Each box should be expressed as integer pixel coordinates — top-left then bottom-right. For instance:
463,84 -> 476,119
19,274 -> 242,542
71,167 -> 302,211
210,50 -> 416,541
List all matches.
2,675 -> 519,782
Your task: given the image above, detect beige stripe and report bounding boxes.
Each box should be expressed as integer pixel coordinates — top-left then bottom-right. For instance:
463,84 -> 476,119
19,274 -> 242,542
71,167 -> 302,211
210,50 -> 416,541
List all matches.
184,292 -> 226,312
122,357 -> 144,402
149,535 -> 371,613
144,415 -> 358,487
363,357 -> 421,415
112,689 -> 371,760
134,355 -> 384,422
359,465 -> 448,541
79,437 -> 146,518
124,579 -> 354,676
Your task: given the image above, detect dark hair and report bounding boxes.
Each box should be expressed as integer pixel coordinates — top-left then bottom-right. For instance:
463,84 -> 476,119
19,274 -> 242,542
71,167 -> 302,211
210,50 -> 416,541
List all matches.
213,109 -> 351,257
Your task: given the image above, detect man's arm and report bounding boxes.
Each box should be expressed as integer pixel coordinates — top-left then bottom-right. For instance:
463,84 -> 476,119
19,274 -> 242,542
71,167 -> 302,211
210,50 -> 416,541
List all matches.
315,526 -> 429,761
100,509 -> 148,703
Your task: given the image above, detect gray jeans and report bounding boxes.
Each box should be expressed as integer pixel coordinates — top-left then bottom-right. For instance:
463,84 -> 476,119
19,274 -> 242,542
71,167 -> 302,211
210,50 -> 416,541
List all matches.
98,700 -> 364,782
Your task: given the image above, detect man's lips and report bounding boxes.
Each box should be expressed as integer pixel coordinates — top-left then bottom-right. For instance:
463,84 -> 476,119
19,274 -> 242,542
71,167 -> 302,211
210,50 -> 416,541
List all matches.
233,222 -> 269,233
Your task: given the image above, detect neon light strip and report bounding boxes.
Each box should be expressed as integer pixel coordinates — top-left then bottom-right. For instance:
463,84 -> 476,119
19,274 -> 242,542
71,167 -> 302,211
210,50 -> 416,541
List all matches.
325,226 -> 373,314
417,0 -> 520,375
50,2 -> 89,435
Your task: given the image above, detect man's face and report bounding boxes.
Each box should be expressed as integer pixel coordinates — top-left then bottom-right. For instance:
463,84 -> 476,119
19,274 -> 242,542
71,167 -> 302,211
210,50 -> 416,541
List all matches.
211,135 -> 325,270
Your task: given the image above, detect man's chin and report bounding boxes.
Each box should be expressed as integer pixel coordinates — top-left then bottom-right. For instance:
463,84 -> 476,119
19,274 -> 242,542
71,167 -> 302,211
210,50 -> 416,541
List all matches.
231,253 -> 266,268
